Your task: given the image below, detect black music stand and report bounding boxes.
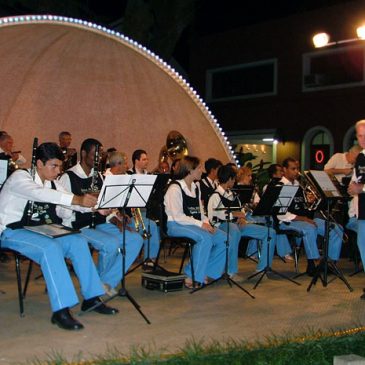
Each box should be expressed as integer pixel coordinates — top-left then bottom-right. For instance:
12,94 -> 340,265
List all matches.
247,184 -> 301,289
191,193 -> 255,298
126,174 -> 169,274
82,174 -> 157,324
304,171 -> 353,293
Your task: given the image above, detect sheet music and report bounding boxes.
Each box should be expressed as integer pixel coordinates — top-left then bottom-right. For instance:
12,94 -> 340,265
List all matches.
274,185 -> 298,214
0,159 -> 8,186
309,170 -> 340,197
96,174 -> 157,209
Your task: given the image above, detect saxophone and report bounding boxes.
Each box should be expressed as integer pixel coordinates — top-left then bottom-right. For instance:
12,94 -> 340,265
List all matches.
131,208 -> 151,239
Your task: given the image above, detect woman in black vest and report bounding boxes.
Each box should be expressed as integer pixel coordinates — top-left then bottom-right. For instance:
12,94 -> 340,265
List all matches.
164,156 -> 226,288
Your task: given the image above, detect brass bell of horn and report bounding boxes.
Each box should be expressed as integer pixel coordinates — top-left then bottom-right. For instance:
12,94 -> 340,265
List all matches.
166,130 -> 188,161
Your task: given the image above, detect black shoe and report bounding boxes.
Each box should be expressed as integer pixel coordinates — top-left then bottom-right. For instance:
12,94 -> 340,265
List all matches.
51,308 -> 84,330
306,259 -> 316,277
0,252 -> 11,263
361,292 -> 365,300
81,297 -> 119,315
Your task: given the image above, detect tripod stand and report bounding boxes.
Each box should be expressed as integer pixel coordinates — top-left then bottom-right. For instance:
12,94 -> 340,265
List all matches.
247,216 -> 300,289
80,174 -> 156,323
192,207 -> 255,299
307,198 -> 353,293
245,183 -> 301,288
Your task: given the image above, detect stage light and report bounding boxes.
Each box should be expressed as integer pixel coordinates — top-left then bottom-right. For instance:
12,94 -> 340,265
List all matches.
312,32 -> 330,48
356,25 -> 365,39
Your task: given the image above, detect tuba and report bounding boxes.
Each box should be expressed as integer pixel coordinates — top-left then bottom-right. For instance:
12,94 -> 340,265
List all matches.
166,130 -> 188,161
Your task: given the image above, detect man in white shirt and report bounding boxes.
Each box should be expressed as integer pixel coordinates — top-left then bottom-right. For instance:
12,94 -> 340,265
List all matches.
324,145 -> 362,183
277,157 -> 343,275
348,120 -> 365,299
0,142 -> 118,330
127,149 -> 160,263
0,134 -> 26,168
59,139 -> 127,296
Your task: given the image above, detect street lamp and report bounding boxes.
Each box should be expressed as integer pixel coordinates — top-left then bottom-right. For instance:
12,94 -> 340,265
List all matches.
312,25 -> 365,48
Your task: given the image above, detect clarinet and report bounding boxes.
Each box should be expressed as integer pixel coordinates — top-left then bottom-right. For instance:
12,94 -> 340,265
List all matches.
27,137 -> 38,224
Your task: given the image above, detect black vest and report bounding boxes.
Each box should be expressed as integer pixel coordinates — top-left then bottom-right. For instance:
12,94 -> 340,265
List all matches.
65,170 -> 106,229
200,177 -> 216,211
171,181 -> 201,220
7,181 -> 62,229
355,152 -> 365,219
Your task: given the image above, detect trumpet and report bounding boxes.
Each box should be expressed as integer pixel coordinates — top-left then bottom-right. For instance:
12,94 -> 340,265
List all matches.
131,208 -> 151,240
298,172 -> 322,211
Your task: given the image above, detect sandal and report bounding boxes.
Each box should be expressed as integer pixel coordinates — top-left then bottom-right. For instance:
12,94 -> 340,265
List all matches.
184,279 -> 201,289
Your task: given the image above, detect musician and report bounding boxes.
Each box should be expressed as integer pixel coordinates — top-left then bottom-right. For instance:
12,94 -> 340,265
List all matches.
277,157 -> 343,275
199,158 -> 222,212
0,133 -> 26,167
58,139 -> 126,296
324,145 -> 362,184
127,149 -> 160,264
58,131 -> 77,171
207,165 -> 276,278
103,151 -> 144,270
348,119 -> 365,299
164,156 -> 226,287
0,142 -> 118,330
264,164 -> 293,260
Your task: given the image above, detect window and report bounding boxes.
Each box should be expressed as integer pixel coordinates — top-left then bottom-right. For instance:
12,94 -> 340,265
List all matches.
303,44 -> 365,91
206,59 -> 277,102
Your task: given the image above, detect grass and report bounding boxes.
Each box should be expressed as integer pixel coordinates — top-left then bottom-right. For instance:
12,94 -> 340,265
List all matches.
25,326 -> 365,365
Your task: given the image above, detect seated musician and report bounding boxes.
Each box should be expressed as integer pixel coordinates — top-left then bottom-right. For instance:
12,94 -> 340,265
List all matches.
324,145 -> 362,184
164,156 -> 226,288
199,158 -> 222,213
127,149 -> 160,265
0,142 -> 118,330
277,157 -> 343,275
265,164 -> 293,261
103,151 -> 144,268
208,165 -> 276,277
58,131 -> 77,171
0,133 -> 26,171
58,139 -> 142,296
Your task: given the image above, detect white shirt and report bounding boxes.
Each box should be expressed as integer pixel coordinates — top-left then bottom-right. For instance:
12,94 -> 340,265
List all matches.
0,147 -> 26,166
277,176 -> 298,222
0,169 -> 74,232
164,179 -> 208,227
207,185 -> 236,225
324,152 -> 352,182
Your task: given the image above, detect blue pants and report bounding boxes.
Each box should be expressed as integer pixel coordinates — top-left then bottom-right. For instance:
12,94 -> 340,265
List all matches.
240,223 -> 276,271
167,221 -> 226,283
347,217 -> 365,271
82,223 -> 143,289
279,218 -> 343,260
1,228 -> 104,312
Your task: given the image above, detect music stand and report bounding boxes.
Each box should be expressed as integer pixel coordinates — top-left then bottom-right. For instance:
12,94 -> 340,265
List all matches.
191,191 -> 255,298
304,171 -> 353,293
84,173 -> 156,324
247,184 -> 301,289
125,174 -> 168,274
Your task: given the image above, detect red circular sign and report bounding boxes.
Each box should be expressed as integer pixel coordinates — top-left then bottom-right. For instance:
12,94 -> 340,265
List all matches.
315,150 -> 324,164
